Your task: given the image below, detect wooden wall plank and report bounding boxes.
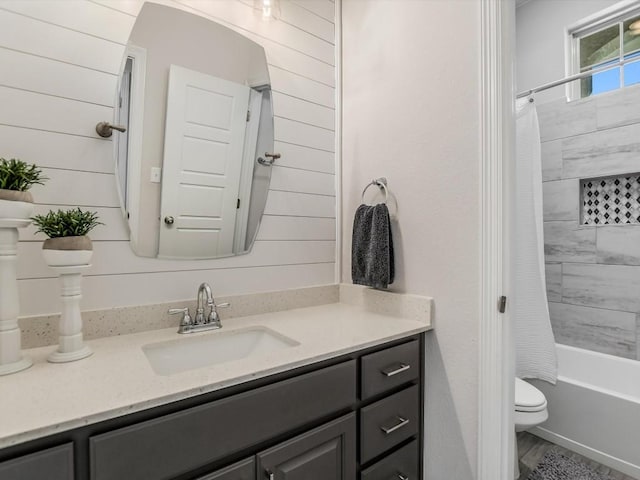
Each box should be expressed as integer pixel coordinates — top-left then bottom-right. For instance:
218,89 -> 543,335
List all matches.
0,86 -> 113,137
270,165 -> 335,196
257,216 -> 336,241
30,169 -> 119,208
0,47 -> 117,106
264,191 -> 335,218
280,1 -> 335,43
0,0 -> 135,44
291,0 -> 335,23
273,92 -> 335,130
18,263 -> 335,316
264,38 -> 335,87
88,0 -> 141,17
0,125 -> 113,174
275,117 -> 334,151
0,9 -> 124,73
274,141 -> 334,174
270,65 -> 335,107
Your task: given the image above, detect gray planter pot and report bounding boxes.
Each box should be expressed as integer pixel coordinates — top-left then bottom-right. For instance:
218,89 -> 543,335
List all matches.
42,236 -> 93,267
43,235 -> 93,251
0,189 -> 34,220
0,189 -> 33,203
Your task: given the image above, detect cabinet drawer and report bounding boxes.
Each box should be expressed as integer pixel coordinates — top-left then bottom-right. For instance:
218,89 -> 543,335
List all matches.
360,440 -> 419,480
90,360 -> 356,480
360,385 -> 419,463
0,443 -> 74,480
361,340 -> 419,400
196,457 -> 255,480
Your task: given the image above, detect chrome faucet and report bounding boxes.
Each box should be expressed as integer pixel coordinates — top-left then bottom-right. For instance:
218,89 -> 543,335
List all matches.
169,283 -> 230,334
195,283 -> 214,325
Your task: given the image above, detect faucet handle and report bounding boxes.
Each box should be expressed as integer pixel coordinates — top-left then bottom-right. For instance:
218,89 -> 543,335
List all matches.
169,307 -> 189,315
207,302 -> 230,327
169,307 -> 192,327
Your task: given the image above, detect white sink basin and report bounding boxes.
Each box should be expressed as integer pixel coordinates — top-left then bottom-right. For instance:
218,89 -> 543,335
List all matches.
142,326 -> 299,376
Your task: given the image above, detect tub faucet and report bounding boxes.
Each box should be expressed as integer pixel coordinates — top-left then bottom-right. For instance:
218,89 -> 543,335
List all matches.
169,282 -> 230,334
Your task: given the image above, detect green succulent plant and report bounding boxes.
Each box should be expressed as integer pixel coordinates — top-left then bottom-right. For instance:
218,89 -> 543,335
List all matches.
0,158 -> 47,191
32,208 -> 103,239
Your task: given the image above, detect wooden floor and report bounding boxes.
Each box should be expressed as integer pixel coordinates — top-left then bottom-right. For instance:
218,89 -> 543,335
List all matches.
517,432 -> 638,480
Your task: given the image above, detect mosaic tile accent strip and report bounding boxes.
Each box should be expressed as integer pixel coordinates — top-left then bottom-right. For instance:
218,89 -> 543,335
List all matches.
582,175 -> 640,225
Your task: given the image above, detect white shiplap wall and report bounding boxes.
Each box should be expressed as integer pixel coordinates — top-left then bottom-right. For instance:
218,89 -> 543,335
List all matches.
0,0 -> 336,316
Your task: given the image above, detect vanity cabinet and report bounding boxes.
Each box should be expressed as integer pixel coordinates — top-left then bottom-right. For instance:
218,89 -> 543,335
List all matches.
0,334 -> 424,480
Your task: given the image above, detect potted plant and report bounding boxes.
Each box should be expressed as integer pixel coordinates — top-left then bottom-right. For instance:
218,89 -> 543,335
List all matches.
32,208 -> 102,267
0,158 -> 46,374
0,158 -> 47,219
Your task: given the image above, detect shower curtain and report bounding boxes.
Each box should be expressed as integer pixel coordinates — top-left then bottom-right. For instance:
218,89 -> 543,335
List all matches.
514,98 -> 558,384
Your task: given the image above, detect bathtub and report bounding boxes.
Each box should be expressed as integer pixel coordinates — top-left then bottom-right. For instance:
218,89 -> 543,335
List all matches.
530,344 -> 640,479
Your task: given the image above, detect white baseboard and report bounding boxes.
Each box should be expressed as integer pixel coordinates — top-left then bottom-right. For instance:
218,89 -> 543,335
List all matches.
531,426 -> 640,479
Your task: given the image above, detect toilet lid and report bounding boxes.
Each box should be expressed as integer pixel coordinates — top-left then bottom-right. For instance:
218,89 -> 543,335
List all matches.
515,378 -> 547,412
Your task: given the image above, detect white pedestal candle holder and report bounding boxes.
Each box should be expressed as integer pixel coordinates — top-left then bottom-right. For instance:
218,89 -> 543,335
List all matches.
48,264 -> 93,363
0,219 -> 32,376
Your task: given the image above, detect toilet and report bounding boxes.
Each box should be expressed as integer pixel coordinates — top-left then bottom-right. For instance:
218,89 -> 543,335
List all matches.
515,377 -> 548,431
514,378 -> 549,478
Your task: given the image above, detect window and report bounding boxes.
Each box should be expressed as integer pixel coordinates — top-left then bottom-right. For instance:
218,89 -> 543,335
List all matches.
569,6 -> 640,99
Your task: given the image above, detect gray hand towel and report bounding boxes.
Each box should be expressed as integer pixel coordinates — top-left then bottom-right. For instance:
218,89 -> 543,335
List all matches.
351,203 -> 394,289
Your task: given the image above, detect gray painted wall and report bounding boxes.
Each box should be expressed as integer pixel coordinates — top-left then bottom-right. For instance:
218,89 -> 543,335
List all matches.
539,84 -> 640,360
342,1 -> 481,478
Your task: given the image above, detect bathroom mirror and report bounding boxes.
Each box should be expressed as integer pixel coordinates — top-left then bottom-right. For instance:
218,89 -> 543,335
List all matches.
113,3 -> 275,259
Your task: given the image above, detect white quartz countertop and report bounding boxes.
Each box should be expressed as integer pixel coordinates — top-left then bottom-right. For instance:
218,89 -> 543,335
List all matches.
0,302 -> 430,449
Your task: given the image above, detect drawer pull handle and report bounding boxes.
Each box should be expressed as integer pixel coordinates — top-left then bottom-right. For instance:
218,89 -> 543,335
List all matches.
382,363 -> 411,377
397,474 -> 409,480
266,470 -> 275,480
380,416 -> 409,435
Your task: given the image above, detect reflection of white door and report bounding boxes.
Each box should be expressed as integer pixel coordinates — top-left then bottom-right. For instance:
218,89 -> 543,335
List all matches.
159,65 -> 250,258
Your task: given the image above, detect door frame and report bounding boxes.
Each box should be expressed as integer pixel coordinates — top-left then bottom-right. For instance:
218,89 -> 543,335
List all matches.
478,1 -> 516,479
234,88 -> 262,255
114,44 -> 146,252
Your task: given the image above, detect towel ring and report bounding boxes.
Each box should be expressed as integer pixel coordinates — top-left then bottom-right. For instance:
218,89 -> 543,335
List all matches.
361,178 -> 389,204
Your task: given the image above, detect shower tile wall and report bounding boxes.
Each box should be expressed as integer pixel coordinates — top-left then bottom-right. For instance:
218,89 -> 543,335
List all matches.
538,84 -> 640,360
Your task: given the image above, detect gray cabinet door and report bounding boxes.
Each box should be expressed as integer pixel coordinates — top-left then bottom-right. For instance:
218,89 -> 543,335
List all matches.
0,443 -> 74,480
257,414 -> 356,480
196,457 -> 255,480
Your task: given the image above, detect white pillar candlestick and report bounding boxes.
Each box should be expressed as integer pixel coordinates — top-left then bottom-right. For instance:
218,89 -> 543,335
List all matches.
48,264 -> 92,363
0,219 -> 32,376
